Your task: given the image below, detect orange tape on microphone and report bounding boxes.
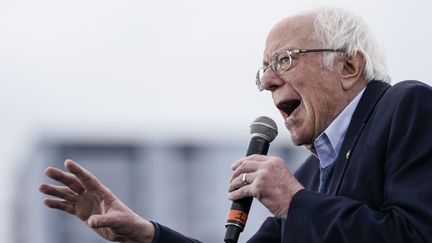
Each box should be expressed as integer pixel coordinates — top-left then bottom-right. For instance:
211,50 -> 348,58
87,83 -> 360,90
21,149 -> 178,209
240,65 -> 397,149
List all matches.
226,209 -> 248,228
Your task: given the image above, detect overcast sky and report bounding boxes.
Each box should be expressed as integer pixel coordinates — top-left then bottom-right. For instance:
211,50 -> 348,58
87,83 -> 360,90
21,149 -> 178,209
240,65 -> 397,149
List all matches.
1,0 -> 432,241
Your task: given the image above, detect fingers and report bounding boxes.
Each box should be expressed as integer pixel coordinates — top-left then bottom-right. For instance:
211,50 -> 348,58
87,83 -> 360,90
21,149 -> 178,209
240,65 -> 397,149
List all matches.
228,172 -> 255,193
44,167 -> 85,194
228,183 -> 253,201
228,155 -> 266,199
87,213 -> 155,242
229,162 -> 260,183
88,214 -> 118,229
228,155 -> 284,201
43,198 -> 76,215
230,155 -> 268,182
231,154 -> 267,171
64,159 -> 103,192
39,184 -> 79,202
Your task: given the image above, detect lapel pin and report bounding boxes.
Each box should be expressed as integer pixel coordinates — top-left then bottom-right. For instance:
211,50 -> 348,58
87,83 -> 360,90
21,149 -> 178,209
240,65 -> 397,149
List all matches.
346,150 -> 351,160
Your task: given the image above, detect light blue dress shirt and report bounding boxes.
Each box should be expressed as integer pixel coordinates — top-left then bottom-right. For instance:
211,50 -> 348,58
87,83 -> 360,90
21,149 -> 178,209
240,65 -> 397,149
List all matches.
312,88 -> 365,192
312,88 -> 366,167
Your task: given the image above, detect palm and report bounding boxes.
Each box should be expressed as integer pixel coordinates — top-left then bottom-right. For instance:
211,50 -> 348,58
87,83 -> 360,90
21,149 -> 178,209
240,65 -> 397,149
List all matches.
74,191 -> 103,221
73,191 -> 115,240
78,193 -> 132,241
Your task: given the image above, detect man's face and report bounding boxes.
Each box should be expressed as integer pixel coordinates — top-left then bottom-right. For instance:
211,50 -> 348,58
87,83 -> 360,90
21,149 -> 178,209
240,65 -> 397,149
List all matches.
261,15 -> 347,147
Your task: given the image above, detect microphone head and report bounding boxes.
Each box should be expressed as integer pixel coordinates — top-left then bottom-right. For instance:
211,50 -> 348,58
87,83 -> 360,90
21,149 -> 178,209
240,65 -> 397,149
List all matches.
250,116 -> 278,142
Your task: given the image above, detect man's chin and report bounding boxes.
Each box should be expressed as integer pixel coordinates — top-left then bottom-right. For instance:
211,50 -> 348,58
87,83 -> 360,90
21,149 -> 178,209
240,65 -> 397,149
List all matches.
289,133 -> 312,148
289,135 -> 303,146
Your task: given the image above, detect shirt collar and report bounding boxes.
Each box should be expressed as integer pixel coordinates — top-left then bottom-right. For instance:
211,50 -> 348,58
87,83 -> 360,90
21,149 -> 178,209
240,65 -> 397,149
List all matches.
311,88 -> 366,168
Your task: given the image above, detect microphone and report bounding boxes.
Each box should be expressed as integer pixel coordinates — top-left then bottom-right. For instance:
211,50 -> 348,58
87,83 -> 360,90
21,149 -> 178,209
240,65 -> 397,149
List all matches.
224,116 -> 278,243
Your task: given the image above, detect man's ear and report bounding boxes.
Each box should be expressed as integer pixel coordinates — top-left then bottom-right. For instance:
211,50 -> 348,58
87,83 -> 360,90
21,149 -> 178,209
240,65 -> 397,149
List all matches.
341,52 -> 366,90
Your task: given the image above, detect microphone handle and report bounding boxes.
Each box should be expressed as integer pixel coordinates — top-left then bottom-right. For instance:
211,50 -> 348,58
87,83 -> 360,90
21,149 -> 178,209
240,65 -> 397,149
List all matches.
224,136 -> 270,243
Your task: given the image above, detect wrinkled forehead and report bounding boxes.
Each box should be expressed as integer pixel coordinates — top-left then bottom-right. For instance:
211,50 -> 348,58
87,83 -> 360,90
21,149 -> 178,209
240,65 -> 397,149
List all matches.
263,14 -> 317,61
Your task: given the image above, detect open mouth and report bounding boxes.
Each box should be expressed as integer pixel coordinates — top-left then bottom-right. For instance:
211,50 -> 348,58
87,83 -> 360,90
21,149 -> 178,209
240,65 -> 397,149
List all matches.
277,99 -> 301,118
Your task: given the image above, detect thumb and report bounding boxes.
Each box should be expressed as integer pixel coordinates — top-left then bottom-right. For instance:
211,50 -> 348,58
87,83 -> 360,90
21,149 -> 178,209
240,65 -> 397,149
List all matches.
88,214 -> 117,229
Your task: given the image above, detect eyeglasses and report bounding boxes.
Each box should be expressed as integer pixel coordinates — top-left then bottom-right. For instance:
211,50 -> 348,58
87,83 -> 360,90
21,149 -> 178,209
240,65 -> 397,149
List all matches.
255,48 -> 343,91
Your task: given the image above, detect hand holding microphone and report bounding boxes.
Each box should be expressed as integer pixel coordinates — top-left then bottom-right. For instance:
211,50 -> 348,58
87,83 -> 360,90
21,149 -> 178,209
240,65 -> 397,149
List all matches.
225,116 -> 304,243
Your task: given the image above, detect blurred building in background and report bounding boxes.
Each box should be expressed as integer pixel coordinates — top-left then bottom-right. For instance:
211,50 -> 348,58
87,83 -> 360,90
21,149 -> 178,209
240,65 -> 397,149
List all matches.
14,136 -> 308,243
3,1 -> 432,243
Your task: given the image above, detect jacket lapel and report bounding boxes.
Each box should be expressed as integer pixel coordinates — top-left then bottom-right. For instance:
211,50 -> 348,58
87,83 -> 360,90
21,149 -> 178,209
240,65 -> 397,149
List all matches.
327,81 -> 390,195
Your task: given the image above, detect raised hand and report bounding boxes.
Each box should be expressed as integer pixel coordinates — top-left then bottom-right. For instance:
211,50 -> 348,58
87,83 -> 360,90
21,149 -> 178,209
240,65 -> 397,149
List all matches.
39,159 -> 154,243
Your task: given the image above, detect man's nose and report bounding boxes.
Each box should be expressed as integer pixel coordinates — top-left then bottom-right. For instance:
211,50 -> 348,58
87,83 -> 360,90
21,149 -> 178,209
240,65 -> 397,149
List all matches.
260,69 -> 286,91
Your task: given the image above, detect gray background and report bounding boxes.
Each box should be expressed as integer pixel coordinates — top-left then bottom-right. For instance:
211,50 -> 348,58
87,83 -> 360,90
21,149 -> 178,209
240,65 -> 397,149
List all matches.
1,0 -> 432,242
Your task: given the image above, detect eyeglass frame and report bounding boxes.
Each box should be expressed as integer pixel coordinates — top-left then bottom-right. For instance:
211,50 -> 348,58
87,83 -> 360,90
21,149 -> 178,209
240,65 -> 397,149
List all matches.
255,48 -> 344,91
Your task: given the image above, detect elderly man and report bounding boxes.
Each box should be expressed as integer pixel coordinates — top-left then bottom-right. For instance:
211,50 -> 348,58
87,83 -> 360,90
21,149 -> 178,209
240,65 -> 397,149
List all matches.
40,7 -> 432,243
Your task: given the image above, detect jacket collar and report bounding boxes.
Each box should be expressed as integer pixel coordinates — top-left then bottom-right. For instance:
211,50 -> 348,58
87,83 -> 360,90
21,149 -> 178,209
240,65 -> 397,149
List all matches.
327,80 -> 391,195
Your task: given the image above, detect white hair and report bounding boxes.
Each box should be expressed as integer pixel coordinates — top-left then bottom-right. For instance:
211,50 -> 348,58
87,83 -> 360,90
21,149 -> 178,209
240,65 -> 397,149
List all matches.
308,7 -> 391,83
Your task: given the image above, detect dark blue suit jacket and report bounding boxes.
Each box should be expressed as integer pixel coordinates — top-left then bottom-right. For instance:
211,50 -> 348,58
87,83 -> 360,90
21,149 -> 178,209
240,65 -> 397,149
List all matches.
153,80 -> 432,242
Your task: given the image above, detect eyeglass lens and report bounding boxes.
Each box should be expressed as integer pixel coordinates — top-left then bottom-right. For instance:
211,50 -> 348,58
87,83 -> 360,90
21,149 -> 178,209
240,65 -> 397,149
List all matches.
256,51 -> 292,91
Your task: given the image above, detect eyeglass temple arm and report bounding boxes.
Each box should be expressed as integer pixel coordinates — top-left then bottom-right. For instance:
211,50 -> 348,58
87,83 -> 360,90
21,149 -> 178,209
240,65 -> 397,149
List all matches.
293,49 -> 344,54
